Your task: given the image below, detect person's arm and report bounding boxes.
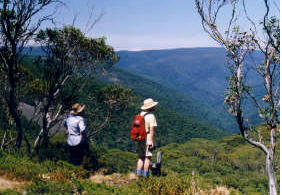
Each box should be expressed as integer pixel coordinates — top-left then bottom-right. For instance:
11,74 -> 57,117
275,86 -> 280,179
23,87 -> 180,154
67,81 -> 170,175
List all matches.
78,118 -> 86,137
148,114 -> 157,149
62,119 -> 69,135
150,126 -> 154,149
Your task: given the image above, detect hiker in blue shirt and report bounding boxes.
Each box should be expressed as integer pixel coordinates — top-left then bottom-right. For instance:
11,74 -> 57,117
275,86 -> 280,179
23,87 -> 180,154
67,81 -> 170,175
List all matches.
62,103 -> 88,165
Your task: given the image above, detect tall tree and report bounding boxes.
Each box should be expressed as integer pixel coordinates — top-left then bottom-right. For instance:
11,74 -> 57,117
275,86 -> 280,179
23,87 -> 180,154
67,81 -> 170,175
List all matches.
0,0 -> 60,149
30,26 -> 131,148
194,0 -> 279,194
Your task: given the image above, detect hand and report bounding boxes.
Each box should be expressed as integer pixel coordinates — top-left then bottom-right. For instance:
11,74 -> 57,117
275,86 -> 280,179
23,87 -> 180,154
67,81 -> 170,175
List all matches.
150,143 -> 154,149
65,130 -> 69,135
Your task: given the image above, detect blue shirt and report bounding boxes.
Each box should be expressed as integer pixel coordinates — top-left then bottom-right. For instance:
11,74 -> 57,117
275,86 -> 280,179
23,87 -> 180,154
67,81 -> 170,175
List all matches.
62,115 -> 86,146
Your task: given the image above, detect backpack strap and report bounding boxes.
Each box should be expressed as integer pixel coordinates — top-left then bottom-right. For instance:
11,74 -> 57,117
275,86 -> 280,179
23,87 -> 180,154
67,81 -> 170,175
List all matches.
141,112 -> 150,117
141,112 -> 151,133
76,116 -> 84,135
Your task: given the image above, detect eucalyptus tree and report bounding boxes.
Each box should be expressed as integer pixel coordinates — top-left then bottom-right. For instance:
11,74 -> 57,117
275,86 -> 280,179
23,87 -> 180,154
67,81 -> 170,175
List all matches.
0,0 -> 61,149
194,0 -> 279,194
30,26 -> 132,148
84,84 -> 134,140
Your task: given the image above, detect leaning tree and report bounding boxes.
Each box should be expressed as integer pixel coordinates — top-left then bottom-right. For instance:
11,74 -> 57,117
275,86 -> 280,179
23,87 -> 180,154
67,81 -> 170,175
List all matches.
27,26 -> 133,149
194,0 -> 279,194
0,0 -> 61,149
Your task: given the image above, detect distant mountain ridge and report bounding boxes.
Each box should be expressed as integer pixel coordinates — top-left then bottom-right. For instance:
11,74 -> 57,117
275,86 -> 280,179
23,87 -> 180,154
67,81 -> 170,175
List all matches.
115,47 -> 264,132
24,47 -> 264,132
116,47 -> 229,107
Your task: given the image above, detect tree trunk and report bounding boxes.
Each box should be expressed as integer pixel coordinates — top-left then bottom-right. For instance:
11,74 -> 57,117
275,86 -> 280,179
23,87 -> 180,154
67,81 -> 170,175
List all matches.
34,111 -> 51,150
1,130 -> 7,150
9,93 -> 23,149
42,112 -> 49,146
7,47 -> 23,149
23,134 -> 31,154
266,153 -> 277,195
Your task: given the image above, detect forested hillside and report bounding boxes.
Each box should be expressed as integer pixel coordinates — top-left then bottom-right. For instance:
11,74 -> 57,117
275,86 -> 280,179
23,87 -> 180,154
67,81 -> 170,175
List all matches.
0,0 -> 279,194
23,47 -> 264,132
20,56 -> 227,152
116,48 -> 230,106
23,47 -> 239,132
94,98 -> 227,151
116,48 -> 264,131
98,66 -> 236,133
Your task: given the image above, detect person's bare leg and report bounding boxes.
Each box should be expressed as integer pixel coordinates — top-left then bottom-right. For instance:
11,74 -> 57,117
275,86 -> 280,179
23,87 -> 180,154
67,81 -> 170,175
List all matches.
137,158 -> 144,169
137,158 -> 144,177
144,157 -> 151,170
144,157 -> 151,177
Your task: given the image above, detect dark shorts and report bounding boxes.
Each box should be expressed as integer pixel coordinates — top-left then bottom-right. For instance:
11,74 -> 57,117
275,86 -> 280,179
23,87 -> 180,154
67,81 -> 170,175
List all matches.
138,140 -> 153,158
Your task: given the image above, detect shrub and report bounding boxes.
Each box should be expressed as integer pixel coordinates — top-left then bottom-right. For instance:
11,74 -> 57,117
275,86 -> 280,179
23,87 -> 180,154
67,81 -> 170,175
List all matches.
0,154 -> 46,181
98,149 -> 137,174
27,179 -> 74,194
0,189 -> 22,195
46,160 -> 89,182
35,142 -> 70,162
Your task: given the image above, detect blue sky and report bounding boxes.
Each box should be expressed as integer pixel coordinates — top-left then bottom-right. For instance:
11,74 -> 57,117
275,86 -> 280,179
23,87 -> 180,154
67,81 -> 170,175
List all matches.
50,0 -> 280,51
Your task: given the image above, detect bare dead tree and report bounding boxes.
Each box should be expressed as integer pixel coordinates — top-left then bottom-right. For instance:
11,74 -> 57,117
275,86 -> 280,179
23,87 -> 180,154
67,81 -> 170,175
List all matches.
194,0 -> 279,194
0,0 -> 61,149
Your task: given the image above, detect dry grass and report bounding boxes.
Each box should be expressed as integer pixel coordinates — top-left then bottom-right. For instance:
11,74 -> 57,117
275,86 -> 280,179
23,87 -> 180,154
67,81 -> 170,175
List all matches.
89,170 -> 137,187
89,170 -> 237,195
208,186 -> 231,195
0,176 -> 25,190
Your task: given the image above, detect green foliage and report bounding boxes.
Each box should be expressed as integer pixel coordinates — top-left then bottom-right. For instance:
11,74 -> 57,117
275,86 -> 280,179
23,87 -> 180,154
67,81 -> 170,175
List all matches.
99,66 -> 237,133
25,179 -> 141,195
0,47 -> 277,195
138,173 -> 197,195
0,189 -> 22,195
21,56 -> 226,152
93,97 -> 226,152
156,134 -> 278,195
0,153 -> 45,181
0,131 -> 279,194
20,51 -> 227,152
22,52 -> 135,137
14,26 -> 122,148
31,134 -> 106,172
35,26 -> 118,75
113,49 -> 263,132
0,151 -> 88,182
100,85 -> 135,110
262,16 -> 280,52
27,179 -> 75,194
99,149 -> 137,174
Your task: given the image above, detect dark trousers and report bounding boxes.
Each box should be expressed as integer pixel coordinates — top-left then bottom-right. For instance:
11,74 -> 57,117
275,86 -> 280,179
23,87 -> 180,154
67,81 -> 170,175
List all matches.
69,142 -> 89,165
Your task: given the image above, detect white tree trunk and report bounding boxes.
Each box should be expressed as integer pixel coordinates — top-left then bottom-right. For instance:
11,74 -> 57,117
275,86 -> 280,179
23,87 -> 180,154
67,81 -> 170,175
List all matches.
266,153 -> 277,195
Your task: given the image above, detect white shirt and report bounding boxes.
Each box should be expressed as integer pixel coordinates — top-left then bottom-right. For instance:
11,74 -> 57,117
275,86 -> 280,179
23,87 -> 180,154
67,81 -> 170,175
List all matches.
62,115 -> 86,146
140,111 -> 157,145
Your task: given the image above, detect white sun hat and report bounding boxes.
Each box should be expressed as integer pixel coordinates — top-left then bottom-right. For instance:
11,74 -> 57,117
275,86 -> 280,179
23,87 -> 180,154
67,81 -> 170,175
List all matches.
70,103 -> 85,114
141,98 -> 158,110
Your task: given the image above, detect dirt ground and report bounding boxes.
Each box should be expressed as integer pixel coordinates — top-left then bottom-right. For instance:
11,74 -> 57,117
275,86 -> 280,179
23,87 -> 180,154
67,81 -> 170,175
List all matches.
0,176 -> 24,190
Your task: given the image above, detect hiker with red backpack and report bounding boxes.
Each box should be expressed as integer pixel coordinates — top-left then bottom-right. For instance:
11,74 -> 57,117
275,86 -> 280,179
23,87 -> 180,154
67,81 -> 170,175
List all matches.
131,98 -> 158,177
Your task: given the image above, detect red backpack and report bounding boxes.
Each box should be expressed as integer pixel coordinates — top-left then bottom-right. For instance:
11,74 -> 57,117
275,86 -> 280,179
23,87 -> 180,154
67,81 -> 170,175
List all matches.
130,114 -> 148,141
